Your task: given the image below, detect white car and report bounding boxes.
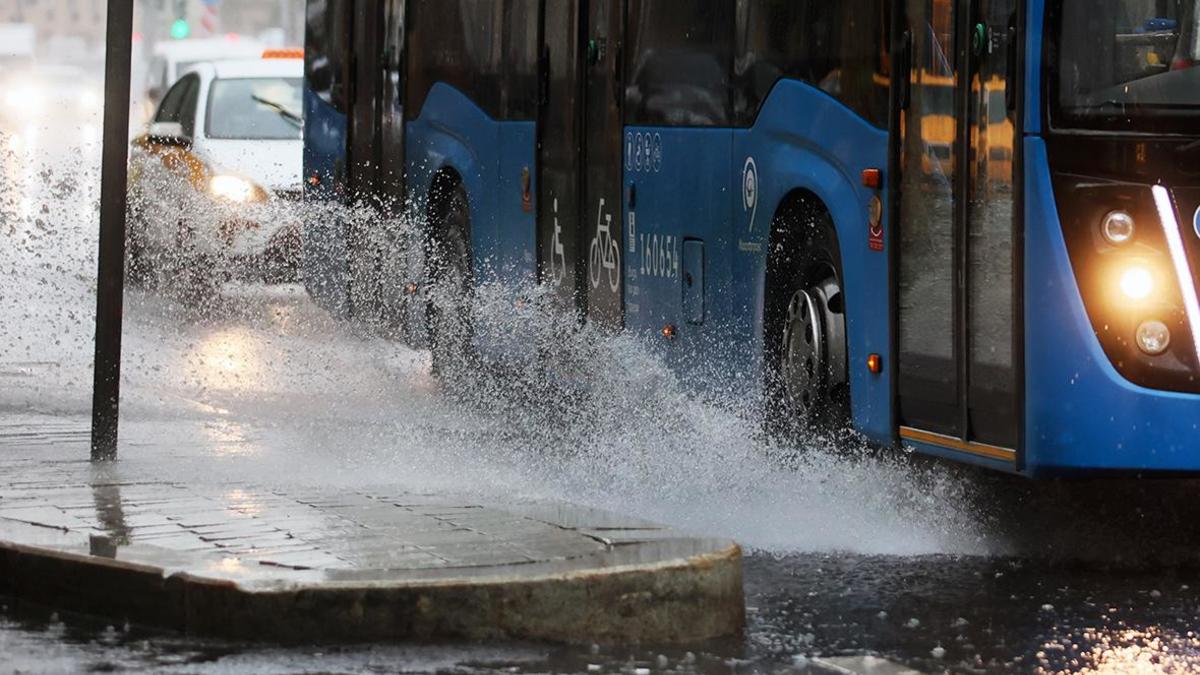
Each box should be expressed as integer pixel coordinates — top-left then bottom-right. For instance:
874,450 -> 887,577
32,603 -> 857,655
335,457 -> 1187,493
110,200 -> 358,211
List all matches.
127,54 -> 304,292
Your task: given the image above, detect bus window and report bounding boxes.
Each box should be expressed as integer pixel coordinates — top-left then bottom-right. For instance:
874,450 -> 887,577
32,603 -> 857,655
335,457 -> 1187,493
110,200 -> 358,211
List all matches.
625,0 -> 734,127
305,0 -> 351,113
500,0 -> 539,121
405,0 -> 500,120
733,0 -> 891,127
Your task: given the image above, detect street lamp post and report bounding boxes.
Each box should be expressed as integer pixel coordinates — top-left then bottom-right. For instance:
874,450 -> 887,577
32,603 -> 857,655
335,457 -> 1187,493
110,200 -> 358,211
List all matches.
91,0 -> 135,462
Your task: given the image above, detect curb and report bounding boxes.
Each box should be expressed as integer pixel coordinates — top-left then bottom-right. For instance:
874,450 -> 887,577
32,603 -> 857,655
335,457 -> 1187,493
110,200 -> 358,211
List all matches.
0,529 -> 744,644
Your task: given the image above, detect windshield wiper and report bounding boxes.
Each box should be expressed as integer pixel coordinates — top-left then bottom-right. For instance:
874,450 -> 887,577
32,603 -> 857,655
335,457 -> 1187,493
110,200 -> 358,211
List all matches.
251,94 -> 302,129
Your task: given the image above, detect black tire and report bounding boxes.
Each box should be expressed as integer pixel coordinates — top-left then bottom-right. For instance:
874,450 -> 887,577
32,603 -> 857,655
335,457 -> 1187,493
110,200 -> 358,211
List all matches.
425,180 -> 475,378
763,198 -> 850,439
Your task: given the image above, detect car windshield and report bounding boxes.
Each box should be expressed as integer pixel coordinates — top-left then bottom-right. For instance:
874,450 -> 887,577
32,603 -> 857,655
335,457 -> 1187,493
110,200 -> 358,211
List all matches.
205,77 -> 303,140
1053,0 -> 1200,133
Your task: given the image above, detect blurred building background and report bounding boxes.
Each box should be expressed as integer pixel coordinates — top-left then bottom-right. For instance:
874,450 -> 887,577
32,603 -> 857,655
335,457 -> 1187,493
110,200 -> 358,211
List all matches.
0,0 -> 302,62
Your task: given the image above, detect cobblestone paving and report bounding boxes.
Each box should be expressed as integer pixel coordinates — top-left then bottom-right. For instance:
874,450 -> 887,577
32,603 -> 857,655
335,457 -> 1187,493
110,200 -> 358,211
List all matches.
0,415 -> 720,584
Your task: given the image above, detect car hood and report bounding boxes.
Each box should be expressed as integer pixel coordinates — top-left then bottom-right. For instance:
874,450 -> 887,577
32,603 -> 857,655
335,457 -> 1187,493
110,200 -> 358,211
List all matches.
200,138 -> 302,193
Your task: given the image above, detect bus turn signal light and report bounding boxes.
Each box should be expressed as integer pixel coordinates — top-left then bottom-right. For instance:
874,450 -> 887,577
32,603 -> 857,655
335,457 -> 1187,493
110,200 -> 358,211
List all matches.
662,324 -> 677,340
867,353 -> 882,374
861,168 -> 882,190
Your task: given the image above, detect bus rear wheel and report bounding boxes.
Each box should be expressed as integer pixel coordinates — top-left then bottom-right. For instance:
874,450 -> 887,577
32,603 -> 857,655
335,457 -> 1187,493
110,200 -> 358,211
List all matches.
765,202 -> 849,439
425,180 -> 475,379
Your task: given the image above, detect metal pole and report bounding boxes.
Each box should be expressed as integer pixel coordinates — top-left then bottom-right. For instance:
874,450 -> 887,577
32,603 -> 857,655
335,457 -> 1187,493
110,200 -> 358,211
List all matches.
91,0 -> 135,462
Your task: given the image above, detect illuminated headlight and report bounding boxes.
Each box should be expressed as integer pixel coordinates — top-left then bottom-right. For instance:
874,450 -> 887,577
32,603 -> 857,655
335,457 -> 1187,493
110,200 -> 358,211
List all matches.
209,175 -> 258,203
1136,320 -> 1171,356
1119,266 -> 1154,301
1101,210 -> 1136,245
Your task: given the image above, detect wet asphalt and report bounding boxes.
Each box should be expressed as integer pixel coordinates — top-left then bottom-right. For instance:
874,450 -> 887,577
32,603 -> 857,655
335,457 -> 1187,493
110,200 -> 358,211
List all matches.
5,551 -> 1200,673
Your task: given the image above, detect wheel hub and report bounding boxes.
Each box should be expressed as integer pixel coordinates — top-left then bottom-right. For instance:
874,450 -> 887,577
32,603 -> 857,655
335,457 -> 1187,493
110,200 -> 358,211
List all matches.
781,288 -> 825,416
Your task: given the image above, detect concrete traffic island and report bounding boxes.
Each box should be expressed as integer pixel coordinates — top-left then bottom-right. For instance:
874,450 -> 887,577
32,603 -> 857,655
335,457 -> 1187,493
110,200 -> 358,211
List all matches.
0,439 -> 743,645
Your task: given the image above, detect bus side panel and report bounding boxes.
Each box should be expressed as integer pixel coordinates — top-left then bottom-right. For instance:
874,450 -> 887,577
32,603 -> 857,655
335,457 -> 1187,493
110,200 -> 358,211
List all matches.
1024,139 -> 1200,476
621,127 -> 750,395
302,89 -> 350,318
732,80 -> 892,443
495,124 -> 537,288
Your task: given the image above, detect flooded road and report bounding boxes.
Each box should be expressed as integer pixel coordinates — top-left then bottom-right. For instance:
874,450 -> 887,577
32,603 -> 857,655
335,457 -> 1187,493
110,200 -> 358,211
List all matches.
5,110 -> 1200,673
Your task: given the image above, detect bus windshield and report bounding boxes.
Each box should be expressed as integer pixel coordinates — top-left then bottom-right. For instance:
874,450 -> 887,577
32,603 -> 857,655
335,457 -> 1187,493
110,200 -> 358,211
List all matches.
1053,0 -> 1200,134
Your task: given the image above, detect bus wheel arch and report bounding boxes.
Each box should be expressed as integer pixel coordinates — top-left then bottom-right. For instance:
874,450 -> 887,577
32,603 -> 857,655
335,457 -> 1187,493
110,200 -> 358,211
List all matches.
423,167 -> 475,378
763,190 -> 851,437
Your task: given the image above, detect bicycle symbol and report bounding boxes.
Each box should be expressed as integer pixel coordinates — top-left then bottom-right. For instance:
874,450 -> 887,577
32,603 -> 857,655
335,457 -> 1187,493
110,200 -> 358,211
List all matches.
548,197 -> 567,284
589,198 -> 621,292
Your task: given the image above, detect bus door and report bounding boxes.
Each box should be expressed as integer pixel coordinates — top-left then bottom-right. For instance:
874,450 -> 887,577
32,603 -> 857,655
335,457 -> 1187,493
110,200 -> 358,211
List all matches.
895,0 -> 1021,456
378,0 -> 406,210
303,0 -> 354,316
538,1 -> 587,314
581,0 -> 626,328
375,0 -> 413,336
538,0 -> 625,327
346,0 -> 384,320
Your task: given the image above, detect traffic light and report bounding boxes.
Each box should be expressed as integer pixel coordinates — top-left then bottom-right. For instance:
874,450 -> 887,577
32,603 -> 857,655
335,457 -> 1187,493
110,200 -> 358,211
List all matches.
170,0 -> 190,40
170,17 -> 190,39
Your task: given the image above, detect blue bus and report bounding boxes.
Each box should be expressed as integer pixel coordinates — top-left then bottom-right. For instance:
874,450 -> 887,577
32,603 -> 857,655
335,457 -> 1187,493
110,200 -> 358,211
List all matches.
302,0 -> 1200,477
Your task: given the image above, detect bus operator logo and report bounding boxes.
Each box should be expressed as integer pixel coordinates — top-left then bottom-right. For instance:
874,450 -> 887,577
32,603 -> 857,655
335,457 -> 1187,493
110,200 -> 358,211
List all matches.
743,157 -> 758,232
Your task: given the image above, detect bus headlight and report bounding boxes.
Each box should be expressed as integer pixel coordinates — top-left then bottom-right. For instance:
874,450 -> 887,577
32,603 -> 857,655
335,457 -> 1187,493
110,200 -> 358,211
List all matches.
1136,320 -> 1171,356
1119,266 -> 1154,301
210,175 -> 259,203
1101,210 -> 1136,245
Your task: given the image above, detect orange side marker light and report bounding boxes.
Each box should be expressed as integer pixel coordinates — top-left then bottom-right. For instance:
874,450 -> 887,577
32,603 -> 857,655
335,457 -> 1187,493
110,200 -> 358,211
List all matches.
861,168 -> 882,190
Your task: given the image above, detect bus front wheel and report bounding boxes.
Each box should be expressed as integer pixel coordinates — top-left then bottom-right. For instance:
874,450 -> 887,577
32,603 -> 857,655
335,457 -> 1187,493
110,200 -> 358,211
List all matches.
765,200 -> 850,439
425,180 -> 475,379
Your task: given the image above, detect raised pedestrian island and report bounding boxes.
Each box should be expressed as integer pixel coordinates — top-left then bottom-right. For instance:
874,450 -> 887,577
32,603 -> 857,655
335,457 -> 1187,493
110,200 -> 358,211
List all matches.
0,428 -> 743,644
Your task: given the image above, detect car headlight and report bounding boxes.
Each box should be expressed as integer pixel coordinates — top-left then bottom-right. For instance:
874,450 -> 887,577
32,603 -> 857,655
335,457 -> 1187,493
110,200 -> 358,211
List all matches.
5,87 -> 41,111
209,175 -> 260,203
